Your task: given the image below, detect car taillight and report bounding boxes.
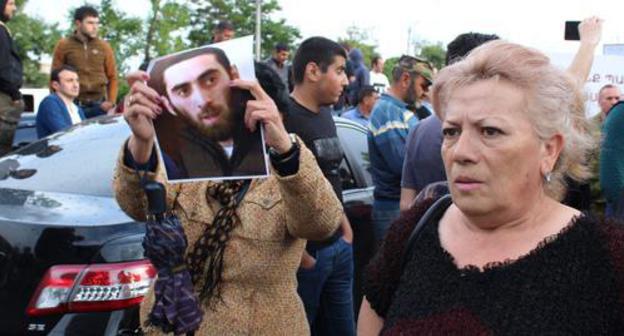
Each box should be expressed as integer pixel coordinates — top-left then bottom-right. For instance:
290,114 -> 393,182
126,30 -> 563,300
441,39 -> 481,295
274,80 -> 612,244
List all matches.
26,260 -> 156,316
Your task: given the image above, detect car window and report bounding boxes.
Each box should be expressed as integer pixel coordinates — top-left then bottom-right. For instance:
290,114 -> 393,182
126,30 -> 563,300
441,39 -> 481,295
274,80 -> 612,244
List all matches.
336,121 -> 372,189
339,157 -> 356,190
0,118 -> 130,197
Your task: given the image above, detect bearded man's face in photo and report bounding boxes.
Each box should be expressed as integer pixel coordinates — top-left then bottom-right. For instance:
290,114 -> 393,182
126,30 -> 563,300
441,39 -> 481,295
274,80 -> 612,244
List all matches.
163,53 -> 237,142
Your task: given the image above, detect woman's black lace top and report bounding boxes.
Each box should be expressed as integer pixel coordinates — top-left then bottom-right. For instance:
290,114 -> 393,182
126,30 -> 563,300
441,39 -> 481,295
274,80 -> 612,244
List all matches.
364,198 -> 624,335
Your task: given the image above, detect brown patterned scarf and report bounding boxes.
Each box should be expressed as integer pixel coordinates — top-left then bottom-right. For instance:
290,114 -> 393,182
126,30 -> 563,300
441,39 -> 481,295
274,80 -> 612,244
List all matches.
186,180 -> 245,307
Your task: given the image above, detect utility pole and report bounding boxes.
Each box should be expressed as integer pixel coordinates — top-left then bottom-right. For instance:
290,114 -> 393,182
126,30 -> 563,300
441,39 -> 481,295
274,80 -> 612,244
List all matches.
255,0 -> 262,61
407,27 -> 412,55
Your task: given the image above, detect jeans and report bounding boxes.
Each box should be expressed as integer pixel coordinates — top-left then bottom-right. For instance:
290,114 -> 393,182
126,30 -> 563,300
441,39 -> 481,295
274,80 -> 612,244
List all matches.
79,99 -> 106,119
372,198 -> 401,245
297,238 -> 355,336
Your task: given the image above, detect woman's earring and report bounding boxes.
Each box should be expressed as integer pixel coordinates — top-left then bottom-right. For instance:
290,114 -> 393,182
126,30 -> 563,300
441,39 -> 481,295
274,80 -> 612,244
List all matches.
544,172 -> 552,183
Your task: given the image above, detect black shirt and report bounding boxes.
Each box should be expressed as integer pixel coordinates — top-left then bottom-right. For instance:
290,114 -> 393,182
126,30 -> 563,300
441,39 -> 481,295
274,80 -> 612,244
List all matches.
0,22 -> 23,100
285,97 -> 344,203
285,97 -> 344,251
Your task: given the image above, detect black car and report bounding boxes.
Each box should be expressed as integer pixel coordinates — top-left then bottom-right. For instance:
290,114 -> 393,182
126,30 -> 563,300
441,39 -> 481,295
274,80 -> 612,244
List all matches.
12,112 -> 37,151
0,116 -> 374,335
11,88 -> 47,151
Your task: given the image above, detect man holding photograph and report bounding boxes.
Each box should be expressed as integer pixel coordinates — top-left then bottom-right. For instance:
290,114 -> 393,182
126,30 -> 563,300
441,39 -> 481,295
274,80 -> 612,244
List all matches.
147,47 -> 267,180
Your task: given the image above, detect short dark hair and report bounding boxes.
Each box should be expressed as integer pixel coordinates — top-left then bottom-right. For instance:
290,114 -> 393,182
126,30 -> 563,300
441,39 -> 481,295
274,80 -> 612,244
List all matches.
371,55 -> 383,67
255,61 -> 289,115
445,32 -> 499,65
357,85 -> 377,104
148,47 -> 232,96
73,6 -> 99,22
274,42 -> 289,52
50,65 -> 78,83
292,37 -> 347,85
214,20 -> 234,32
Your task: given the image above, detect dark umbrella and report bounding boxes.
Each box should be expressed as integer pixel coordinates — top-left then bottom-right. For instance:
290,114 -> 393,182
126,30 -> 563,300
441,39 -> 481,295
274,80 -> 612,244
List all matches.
142,181 -> 202,335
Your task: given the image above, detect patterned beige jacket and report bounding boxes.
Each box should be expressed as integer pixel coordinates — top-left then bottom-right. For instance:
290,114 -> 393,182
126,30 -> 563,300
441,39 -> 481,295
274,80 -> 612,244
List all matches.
112,141 -> 343,335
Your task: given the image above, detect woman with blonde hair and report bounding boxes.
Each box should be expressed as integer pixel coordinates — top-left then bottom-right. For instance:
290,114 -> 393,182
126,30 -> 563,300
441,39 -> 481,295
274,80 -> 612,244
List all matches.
358,38 -> 624,335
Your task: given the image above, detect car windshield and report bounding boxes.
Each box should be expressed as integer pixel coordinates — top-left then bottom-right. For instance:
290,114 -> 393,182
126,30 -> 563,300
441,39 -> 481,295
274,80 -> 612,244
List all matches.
0,117 -> 130,197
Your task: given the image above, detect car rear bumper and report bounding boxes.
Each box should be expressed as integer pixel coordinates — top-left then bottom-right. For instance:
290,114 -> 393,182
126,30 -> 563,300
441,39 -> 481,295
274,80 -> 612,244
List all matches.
21,307 -> 140,336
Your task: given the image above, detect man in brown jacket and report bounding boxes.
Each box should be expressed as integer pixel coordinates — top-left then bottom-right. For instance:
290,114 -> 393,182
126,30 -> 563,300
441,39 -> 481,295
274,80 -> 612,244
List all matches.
52,6 -> 117,119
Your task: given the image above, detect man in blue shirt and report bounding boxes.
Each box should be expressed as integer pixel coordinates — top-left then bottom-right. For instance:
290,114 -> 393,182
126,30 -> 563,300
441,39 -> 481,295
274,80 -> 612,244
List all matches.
341,85 -> 378,127
36,65 -> 86,138
367,55 -> 434,244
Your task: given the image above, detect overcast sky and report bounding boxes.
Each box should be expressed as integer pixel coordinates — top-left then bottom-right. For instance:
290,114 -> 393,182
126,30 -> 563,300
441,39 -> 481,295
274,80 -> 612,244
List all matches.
24,0 -> 624,58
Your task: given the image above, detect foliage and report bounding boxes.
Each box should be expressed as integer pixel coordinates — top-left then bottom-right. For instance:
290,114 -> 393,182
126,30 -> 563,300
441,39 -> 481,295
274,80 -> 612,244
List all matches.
87,0 -> 143,74
383,57 -> 398,82
188,0 -> 300,59
382,41 -> 446,83
99,0 -> 143,99
10,0 -> 302,94
417,41 -> 446,70
337,25 -> 379,69
143,0 -> 192,63
8,0 -> 62,87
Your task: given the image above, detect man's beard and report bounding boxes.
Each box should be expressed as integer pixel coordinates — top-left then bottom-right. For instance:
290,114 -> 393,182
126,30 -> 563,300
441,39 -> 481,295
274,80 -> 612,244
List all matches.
404,77 -> 418,106
178,104 -> 237,142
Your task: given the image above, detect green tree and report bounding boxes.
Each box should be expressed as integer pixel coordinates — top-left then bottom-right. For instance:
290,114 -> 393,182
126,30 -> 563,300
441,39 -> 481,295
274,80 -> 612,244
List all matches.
90,0 -> 143,74
187,0 -> 300,59
338,25 -> 379,69
383,57 -> 398,82
382,42 -> 446,84
95,0 -> 143,99
143,0 -> 192,64
9,0 -> 62,87
417,41 -> 446,70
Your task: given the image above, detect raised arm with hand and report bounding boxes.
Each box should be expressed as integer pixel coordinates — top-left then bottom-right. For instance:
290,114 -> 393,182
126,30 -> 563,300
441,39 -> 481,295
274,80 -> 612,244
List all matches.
123,71 -> 163,165
567,16 -> 603,87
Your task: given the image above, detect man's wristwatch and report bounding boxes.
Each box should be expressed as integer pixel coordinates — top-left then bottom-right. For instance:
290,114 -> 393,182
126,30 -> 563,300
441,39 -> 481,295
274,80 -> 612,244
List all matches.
269,133 -> 299,162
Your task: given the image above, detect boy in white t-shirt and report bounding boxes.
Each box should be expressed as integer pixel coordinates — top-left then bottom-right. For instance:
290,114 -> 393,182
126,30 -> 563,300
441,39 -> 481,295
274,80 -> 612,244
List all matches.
369,55 -> 390,93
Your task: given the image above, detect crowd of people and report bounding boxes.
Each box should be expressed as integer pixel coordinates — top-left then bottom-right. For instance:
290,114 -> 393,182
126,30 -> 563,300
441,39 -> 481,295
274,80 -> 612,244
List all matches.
3,0 -> 624,335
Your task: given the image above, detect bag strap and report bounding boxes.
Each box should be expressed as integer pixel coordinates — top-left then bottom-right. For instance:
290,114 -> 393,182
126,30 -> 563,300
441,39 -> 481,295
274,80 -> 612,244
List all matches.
400,194 -> 453,272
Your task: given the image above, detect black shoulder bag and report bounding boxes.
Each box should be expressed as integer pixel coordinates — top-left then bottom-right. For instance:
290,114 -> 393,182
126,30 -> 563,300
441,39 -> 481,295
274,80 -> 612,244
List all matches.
400,194 -> 453,272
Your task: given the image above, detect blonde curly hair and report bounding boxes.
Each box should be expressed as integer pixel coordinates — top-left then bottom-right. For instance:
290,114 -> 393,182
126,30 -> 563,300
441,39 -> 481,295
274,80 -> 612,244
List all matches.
431,40 -> 594,200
